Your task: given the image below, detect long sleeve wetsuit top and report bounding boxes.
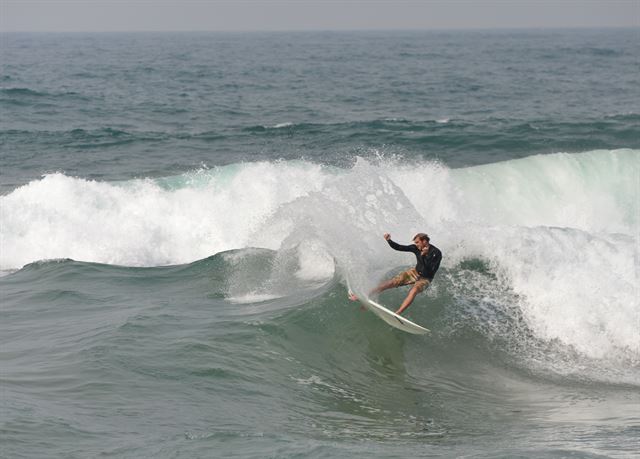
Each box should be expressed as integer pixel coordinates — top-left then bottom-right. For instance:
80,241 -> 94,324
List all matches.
387,239 -> 442,281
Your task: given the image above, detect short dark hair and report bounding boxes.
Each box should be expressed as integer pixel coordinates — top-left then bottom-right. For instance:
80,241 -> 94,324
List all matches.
413,233 -> 430,243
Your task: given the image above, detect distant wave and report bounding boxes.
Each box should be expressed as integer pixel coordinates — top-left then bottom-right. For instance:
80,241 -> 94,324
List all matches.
3,116 -> 637,174
0,127 -> 174,150
1,87 -> 47,97
243,118 -> 458,133
272,122 -> 294,129
0,87 -> 90,103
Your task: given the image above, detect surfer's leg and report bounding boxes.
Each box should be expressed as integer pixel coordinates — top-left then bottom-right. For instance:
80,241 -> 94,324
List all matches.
395,285 -> 421,315
369,269 -> 411,296
369,278 -> 397,296
395,278 -> 429,315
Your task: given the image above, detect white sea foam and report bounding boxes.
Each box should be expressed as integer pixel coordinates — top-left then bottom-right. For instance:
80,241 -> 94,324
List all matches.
0,161 -> 327,269
272,122 -> 294,128
227,293 -> 283,304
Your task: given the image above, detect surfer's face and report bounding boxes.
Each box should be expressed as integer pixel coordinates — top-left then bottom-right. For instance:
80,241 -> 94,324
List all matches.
413,238 -> 428,250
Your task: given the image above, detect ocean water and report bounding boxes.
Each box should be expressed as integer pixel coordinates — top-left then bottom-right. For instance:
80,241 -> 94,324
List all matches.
1,29 -> 639,458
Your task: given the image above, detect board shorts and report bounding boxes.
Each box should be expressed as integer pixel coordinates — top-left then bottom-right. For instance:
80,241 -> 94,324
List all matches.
391,268 -> 431,293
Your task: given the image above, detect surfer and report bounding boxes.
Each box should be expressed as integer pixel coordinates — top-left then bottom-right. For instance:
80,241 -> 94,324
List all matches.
351,233 -> 442,315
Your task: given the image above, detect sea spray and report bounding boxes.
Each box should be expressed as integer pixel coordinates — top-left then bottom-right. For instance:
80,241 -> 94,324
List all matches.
391,148 -> 638,232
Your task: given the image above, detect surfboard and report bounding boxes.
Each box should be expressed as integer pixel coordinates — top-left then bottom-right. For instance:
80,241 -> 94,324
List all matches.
348,287 -> 430,335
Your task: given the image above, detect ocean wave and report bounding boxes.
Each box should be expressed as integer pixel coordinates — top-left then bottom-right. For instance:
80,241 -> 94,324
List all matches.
0,87 -> 90,103
2,149 -> 638,381
242,118 -> 461,134
1,87 -> 48,97
0,127 -> 170,151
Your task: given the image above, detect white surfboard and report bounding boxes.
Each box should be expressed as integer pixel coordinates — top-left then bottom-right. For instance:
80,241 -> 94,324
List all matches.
348,287 -> 430,335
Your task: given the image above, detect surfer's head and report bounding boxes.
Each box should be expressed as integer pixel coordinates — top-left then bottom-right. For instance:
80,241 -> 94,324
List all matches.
413,233 -> 430,251
413,233 -> 429,244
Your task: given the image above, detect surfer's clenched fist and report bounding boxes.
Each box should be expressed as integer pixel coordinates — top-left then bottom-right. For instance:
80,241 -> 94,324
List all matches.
383,233 -> 391,240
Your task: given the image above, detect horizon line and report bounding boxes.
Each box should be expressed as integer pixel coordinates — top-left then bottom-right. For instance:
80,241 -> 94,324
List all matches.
1,24 -> 638,34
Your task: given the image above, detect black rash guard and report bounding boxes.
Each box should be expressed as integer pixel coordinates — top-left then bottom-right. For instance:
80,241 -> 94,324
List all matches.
387,239 -> 442,281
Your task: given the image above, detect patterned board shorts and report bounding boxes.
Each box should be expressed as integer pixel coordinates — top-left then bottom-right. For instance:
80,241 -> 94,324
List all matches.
391,268 -> 431,293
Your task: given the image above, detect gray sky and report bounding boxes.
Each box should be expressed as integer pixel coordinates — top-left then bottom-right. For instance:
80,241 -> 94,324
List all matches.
1,0 -> 638,33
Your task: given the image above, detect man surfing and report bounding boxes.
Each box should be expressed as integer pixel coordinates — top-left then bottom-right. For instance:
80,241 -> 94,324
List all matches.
350,233 -> 442,315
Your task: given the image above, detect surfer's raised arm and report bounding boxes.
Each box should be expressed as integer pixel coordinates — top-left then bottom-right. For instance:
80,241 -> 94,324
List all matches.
384,233 -> 417,253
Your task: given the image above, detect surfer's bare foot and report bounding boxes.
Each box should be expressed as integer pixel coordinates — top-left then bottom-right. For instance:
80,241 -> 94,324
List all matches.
348,292 -> 358,301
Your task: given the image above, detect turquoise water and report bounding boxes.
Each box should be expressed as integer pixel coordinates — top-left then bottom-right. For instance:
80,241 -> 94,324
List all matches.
1,29 -> 639,458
